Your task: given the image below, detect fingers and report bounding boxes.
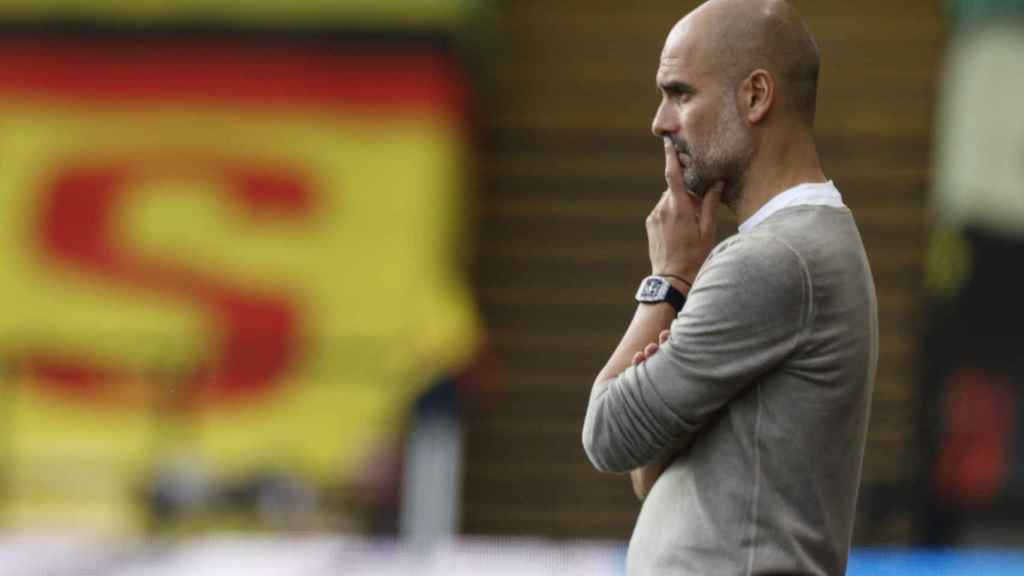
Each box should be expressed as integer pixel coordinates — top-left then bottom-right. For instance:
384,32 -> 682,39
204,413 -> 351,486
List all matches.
662,140 -> 705,228
699,182 -> 724,238
633,338 -> 668,366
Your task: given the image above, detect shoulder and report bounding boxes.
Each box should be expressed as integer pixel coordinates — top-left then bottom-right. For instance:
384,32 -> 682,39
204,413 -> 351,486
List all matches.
687,232 -> 812,327
700,232 -> 809,287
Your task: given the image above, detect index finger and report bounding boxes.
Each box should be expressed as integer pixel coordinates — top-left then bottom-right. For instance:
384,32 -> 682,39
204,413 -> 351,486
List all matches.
663,137 -> 685,196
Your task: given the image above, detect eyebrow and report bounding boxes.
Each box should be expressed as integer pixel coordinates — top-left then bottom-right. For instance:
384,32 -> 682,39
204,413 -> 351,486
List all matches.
657,80 -> 695,95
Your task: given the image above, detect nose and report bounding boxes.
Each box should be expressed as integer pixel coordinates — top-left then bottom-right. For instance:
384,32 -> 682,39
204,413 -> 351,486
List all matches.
651,98 -> 677,139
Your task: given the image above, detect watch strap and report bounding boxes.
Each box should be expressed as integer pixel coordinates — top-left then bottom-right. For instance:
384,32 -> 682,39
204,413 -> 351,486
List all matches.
663,282 -> 687,312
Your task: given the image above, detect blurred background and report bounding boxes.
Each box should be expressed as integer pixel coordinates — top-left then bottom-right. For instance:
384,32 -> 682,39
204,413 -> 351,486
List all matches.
0,0 -> 1022,574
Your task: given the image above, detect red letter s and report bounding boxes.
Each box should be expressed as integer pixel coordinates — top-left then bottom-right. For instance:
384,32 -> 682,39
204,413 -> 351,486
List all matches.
24,155 -> 313,408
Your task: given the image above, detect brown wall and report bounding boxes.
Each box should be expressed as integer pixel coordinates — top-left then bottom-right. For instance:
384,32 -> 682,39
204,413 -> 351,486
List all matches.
462,0 -> 944,544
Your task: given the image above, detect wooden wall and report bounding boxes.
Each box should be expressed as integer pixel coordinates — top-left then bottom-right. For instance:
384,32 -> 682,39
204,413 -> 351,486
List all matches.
461,0 -> 944,544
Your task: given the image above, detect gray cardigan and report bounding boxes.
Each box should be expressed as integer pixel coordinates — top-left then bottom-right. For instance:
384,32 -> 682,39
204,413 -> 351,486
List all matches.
583,204 -> 877,575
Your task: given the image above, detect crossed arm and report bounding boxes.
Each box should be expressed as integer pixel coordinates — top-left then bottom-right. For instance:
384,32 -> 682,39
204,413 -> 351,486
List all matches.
582,233 -> 811,499
589,290 -> 689,500
583,138 -> 721,500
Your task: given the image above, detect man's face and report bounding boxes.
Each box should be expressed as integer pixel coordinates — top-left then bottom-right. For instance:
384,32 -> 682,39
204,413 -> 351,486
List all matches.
651,23 -> 752,208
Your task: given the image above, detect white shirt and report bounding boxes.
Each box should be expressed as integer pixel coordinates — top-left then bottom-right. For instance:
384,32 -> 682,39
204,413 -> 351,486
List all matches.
739,180 -> 846,234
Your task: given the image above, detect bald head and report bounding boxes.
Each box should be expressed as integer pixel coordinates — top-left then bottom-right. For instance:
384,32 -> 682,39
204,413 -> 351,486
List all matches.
668,0 -> 820,125
651,0 -> 826,212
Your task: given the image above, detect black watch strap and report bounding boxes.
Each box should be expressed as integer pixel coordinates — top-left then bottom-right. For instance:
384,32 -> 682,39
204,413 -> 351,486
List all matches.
663,283 -> 687,312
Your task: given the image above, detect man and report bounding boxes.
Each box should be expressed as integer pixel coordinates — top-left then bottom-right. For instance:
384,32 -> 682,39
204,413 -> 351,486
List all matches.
581,1 -> 878,574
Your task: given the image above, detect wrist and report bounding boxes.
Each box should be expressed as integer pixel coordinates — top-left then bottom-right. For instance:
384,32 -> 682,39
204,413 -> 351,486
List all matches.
653,272 -> 692,295
636,275 -> 688,312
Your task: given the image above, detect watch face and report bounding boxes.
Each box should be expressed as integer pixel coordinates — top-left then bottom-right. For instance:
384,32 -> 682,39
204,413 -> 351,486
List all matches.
637,276 -> 670,301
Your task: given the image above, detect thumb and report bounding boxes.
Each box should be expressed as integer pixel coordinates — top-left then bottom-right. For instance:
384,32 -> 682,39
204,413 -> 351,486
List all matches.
699,182 -> 723,238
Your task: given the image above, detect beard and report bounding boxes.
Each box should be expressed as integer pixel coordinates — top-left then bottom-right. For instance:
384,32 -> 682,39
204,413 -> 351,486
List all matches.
669,103 -> 753,211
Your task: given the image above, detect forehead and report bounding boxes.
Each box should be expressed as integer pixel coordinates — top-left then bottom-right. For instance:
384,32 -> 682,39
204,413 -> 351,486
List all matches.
656,19 -> 713,84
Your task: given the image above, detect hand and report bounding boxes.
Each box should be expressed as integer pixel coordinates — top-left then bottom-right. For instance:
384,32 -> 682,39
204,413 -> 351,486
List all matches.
631,329 -> 671,366
647,139 -> 723,284
632,456 -> 673,501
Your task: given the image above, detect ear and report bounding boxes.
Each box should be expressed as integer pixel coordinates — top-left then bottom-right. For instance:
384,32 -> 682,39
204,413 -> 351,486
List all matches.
740,69 -> 774,124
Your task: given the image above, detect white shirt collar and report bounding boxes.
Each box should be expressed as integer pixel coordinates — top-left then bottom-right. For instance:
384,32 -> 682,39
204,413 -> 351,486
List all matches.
738,180 -> 845,233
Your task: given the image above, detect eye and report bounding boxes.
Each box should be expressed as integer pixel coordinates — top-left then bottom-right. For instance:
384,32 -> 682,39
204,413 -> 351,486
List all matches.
667,89 -> 690,104
659,83 -> 693,103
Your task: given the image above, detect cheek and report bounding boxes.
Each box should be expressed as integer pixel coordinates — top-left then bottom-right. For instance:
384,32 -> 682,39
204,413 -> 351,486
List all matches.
680,105 -> 715,142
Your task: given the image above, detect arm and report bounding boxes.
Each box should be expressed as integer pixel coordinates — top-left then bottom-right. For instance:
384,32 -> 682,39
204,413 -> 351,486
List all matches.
591,137 -> 719,392
627,328 -> 679,500
583,138 -> 722,479
591,298 -> 683,499
593,288 -> 687,387
582,234 -> 812,473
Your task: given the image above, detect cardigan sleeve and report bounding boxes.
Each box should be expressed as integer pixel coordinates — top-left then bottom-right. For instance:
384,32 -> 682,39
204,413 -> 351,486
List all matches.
583,234 -> 812,473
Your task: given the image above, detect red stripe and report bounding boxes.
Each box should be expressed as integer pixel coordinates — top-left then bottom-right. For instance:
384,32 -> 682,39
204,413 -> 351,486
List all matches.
0,39 -> 468,119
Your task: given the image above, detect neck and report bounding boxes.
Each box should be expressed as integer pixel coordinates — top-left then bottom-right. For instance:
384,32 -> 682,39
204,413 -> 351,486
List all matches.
734,126 -> 827,225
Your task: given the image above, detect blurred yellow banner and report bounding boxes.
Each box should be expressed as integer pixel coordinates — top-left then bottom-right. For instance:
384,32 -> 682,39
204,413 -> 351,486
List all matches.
0,0 -> 481,29
0,39 -> 480,532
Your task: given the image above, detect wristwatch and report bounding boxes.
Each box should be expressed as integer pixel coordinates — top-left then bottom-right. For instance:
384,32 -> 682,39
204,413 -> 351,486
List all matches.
635,275 -> 687,313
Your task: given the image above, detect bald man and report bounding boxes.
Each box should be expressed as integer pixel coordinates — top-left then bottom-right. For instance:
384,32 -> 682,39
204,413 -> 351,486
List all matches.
582,1 -> 877,574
